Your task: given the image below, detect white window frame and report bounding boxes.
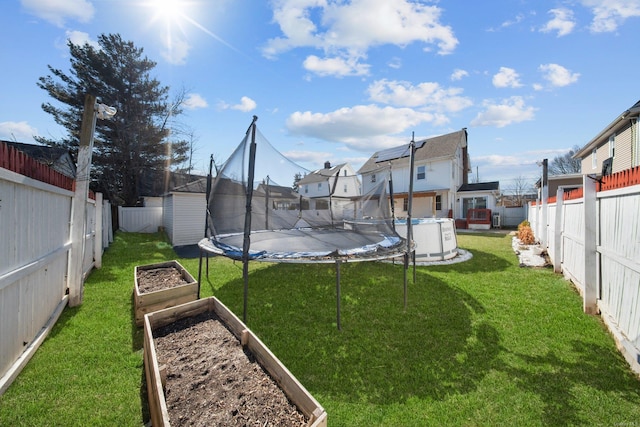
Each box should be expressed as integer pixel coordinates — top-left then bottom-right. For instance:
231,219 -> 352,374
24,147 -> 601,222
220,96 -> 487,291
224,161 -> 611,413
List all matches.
609,134 -> 615,159
417,165 -> 426,180
592,148 -> 597,170
371,174 -> 376,183
634,118 -> 640,167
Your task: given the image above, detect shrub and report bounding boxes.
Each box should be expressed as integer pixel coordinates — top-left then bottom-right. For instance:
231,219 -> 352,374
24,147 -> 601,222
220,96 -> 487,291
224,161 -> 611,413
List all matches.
518,220 -> 530,231
518,225 -> 536,245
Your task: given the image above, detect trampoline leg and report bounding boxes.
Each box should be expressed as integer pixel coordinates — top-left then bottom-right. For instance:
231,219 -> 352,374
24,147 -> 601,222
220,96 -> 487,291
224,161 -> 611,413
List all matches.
336,260 -> 342,331
413,251 -> 416,283
197,249 -> 203,299
403,253 -> 408,311
243,260 -> 249,324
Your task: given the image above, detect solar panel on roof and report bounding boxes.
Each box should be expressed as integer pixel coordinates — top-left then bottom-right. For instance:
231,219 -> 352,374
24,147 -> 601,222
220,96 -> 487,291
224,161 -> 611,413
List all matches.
374,139 -> 426,163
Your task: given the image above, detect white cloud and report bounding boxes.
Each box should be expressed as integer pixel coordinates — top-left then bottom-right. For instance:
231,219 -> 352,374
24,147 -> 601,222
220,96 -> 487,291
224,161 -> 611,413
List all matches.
367,79 -> 472,113
65,30 -> 99,49
581,0 -> 640,32
540,8 -> 576,36
451,69 -> 469,81
183,94 -> 208,110
218,96 -> 257,112
492,67 -> 523,88
0,121 -> 39,142
539,63 -> 580,87
161,37 -> 191,65
303,55 -> 370,77
388,57 -> 402,69
263,0 -> 458,77
470,96 -> 536,128
286,104 -> 434,151
282,150 -> 335,166
21,0 -> 94,27
487,13 -> 524,32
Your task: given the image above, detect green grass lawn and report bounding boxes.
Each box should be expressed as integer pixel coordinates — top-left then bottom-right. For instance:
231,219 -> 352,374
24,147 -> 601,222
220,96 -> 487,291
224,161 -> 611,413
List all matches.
1,231 -> 639,426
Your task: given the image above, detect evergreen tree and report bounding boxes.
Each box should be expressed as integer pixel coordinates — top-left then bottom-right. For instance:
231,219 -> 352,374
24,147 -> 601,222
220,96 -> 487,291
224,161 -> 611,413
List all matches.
37,33 -> 189,205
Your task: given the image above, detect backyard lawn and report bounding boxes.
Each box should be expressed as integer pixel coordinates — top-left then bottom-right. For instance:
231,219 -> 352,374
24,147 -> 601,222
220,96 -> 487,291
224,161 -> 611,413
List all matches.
0,231 -> 639,426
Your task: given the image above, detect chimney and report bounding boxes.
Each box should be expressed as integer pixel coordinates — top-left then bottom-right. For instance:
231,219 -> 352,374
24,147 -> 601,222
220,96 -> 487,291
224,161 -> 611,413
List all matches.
324,161 -> 331,169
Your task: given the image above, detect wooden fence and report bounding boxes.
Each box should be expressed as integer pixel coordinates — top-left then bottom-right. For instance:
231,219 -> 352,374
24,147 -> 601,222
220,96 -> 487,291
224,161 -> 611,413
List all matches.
0,142 -> 112,394
528,166 -> 640,374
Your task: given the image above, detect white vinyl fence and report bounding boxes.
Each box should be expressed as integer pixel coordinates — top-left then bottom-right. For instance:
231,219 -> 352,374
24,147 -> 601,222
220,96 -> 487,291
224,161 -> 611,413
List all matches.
0,167 -> 112,394
528,175 -> 640,374
118,206 -> 163,233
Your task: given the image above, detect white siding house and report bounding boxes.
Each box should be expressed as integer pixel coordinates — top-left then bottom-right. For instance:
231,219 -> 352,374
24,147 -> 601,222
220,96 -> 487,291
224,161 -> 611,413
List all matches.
574,99 -> 640,174
297,162 -> 361,210
358,129 -> 480,220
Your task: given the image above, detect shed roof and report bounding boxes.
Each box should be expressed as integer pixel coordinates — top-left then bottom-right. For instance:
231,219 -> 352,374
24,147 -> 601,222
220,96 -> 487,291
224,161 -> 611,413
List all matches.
457,181 -> 500,192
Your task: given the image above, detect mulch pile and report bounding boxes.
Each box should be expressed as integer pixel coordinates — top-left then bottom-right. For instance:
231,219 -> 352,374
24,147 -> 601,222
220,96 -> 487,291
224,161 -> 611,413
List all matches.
137,266 -> 188,294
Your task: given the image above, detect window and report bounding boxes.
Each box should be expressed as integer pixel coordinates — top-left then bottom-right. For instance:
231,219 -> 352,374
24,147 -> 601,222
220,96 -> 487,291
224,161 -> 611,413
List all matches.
304,185 -> 308,194
343,184 -> 348,193
417,165 -> 426,180
344,170 -> 347,176
592,148 -> 597,169
435,195 -> 442,211
317,182 -> 322,190
403,197 -> 408,211
609,135 -> 616,158
371,174 -> 376,183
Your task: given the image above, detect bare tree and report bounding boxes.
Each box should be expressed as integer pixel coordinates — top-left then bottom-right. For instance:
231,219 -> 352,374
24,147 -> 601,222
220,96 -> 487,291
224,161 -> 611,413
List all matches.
503,175 -> 536,206
549,145 -> 582,175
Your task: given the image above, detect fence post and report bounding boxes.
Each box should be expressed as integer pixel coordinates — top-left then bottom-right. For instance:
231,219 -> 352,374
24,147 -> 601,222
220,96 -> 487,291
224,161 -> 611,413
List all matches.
94,192 -> 103,269
541,159 -> 548,248
553,187 -> 564,273
583,175 -> 598,314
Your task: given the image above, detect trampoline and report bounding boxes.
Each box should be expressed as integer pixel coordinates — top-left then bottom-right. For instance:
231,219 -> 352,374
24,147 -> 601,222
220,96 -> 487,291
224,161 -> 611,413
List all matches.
198,116 -> 415,329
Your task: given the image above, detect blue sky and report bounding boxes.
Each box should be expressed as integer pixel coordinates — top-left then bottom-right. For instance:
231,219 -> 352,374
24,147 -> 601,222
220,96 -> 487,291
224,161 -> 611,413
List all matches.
1,0 -> 640,192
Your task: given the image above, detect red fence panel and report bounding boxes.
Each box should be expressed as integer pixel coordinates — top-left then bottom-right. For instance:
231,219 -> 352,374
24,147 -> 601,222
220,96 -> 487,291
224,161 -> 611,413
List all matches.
0,141 -> 74,191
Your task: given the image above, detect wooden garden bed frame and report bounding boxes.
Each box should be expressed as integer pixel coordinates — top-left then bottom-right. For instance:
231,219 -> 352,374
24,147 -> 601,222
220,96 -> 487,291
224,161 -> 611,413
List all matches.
143,297 -> 327,427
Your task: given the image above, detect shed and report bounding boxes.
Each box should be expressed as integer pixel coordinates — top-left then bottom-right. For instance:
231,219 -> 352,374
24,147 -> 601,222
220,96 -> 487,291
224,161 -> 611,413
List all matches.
162,178 -> 208,246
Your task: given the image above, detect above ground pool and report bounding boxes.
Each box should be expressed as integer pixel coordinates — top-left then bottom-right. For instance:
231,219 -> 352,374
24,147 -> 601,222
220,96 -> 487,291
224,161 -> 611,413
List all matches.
394,218 -> 458,262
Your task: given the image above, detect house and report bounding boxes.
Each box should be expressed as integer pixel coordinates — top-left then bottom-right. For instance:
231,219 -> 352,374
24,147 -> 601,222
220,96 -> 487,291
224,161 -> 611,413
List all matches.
535,173 -> 583,199
1,141 -> 76,178
255,182 -> 299,210
297,161 -> 361,210
358,129 -> 494,221
574,99 -> 640,176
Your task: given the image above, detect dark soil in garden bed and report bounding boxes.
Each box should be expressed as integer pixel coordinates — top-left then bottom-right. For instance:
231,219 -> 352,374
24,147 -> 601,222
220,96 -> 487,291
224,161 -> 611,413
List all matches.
153,311 -> 307,426
137,267 -> 188,294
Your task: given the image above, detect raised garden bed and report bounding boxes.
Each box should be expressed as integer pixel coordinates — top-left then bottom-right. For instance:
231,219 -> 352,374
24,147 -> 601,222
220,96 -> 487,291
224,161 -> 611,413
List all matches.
143,297 -> 327,426
134,260 -> 198,327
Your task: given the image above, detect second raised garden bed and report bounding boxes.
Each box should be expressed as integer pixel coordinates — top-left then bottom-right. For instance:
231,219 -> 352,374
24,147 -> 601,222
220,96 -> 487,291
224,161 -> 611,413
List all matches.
134,260 -> 198,327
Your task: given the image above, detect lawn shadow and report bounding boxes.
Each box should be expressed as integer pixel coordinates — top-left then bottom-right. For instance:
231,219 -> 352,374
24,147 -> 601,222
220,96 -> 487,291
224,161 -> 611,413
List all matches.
500,341 -> 640,426
214,261 -> 501,405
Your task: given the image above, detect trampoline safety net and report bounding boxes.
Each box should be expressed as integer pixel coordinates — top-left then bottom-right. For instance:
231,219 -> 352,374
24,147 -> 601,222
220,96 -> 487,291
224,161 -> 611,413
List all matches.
201,118 -> 406,262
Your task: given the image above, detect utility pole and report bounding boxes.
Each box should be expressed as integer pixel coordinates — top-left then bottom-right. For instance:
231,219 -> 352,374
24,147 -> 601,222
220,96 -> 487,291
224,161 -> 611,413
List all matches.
68,94 -> 116,306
